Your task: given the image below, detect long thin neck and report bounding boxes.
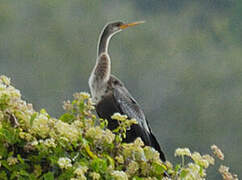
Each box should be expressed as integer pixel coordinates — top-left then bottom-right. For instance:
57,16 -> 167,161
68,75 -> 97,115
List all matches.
98,28 -> 111,56
89,28 -> 113,89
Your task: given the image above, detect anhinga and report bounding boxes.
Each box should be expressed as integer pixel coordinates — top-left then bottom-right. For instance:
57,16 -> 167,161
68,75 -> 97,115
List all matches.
88,21 -> 166,161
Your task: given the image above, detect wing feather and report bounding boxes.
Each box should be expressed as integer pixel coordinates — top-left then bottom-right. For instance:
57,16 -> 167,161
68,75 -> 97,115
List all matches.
113,86 -> 150,133
113,86 -> 151,145
112,85 -> 166,161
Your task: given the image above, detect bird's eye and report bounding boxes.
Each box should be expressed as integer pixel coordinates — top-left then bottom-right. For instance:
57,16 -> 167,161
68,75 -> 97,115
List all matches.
113,80 -> 119,85
116,22 -> 123,27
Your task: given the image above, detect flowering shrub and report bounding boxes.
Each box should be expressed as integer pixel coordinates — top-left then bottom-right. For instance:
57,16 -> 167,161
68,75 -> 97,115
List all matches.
0,75 -> 238,179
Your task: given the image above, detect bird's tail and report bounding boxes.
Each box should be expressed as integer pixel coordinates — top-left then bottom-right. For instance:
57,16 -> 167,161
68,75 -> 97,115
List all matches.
150,132 -> 166,162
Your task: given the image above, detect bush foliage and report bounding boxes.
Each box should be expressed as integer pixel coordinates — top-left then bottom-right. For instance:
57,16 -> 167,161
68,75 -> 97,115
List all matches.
0,75 -> 237,180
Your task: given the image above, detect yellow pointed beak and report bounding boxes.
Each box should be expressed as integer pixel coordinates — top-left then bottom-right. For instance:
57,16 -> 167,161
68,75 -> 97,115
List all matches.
119,21 -> 145,29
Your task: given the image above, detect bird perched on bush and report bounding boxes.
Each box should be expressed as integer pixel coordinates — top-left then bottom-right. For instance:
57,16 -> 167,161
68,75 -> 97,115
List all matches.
89,21 -> 166,161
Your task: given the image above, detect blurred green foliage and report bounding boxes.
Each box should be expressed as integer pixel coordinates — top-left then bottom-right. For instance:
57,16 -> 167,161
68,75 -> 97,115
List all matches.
0,0 -> 241,179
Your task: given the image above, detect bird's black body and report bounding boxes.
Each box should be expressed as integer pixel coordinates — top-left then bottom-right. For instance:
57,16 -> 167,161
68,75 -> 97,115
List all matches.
95,75 -> 166,161
89,21 -> 166,161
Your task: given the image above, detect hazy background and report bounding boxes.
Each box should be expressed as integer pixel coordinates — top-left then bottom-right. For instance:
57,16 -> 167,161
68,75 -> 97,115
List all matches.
0,0 -> 241,178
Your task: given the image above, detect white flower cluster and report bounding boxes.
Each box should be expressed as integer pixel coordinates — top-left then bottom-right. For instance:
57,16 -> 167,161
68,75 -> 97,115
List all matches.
126,160 -> 139,176
43,138 -> 56,148
144,146 -> 160,162
63,100 -> 73,111
111,170 -> 128,180
0,75 -> 11,86
111,113 -> 128,121
37,138 -> 57,148
86,126 -> 115,145
31,111 -> 52,138
174,147 -> 216,179
89,172 -> 101,180
191,152 -> 210,168
0,76 -> 20,99
115,155 -> 124,164
73,165 -> 88,180
175,148 -> 191,157
184,163 -> 206,180
219,165 -> 238,180
55,120 -> 80,142
122,138 -> 146,162
19,130 -> 33,141
73,92 -> 90,100
58,157 -> 72,169
7,157 -> 18,166
31,140 -> 38,146
211,144 -> 224,160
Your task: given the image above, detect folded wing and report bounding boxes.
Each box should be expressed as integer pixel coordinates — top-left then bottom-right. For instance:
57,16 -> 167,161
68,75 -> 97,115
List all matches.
113,85 -> 166,161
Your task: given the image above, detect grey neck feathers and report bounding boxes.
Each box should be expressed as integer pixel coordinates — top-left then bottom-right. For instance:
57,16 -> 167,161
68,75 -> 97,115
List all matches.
98,28 -> 121,56
98,28 -> 111,56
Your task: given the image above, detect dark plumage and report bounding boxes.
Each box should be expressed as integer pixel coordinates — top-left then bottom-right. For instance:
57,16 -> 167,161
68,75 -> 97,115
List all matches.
89,21 -> 166,161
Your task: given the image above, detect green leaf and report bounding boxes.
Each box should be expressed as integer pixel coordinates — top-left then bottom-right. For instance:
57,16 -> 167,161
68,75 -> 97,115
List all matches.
1,160 -> 10,171
28,174 -> 38,180
152,162 -> 166,175
174,164 -> 181,172
0,94 -> 10,111
90,158 -> 108,173
59,113 -> 75,123
180,169 -> 189,178
99,119 -> 108,129
104,154 -> 115,169
33,164 -> 42,177
0,143 -> 7,158
17,154 -> 24,164
30,113 -> 38,126
40,109 -> 47,114
79,101 -> 85,113
132,177 -> 144,180
19,169 -> 30,177
0,128 -> 14,144
43,172 -> 54,180
10,171 -> 19,180
57,169 -> 74,180
0,170 -> 8,180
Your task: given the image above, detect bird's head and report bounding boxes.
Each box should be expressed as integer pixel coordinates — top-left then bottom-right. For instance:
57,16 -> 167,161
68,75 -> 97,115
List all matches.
97,20 -> 145,55
104,21 -> 145,36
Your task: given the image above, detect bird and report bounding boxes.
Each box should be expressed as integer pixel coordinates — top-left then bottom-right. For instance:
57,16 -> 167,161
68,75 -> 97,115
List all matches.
88,21 -> 166,161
